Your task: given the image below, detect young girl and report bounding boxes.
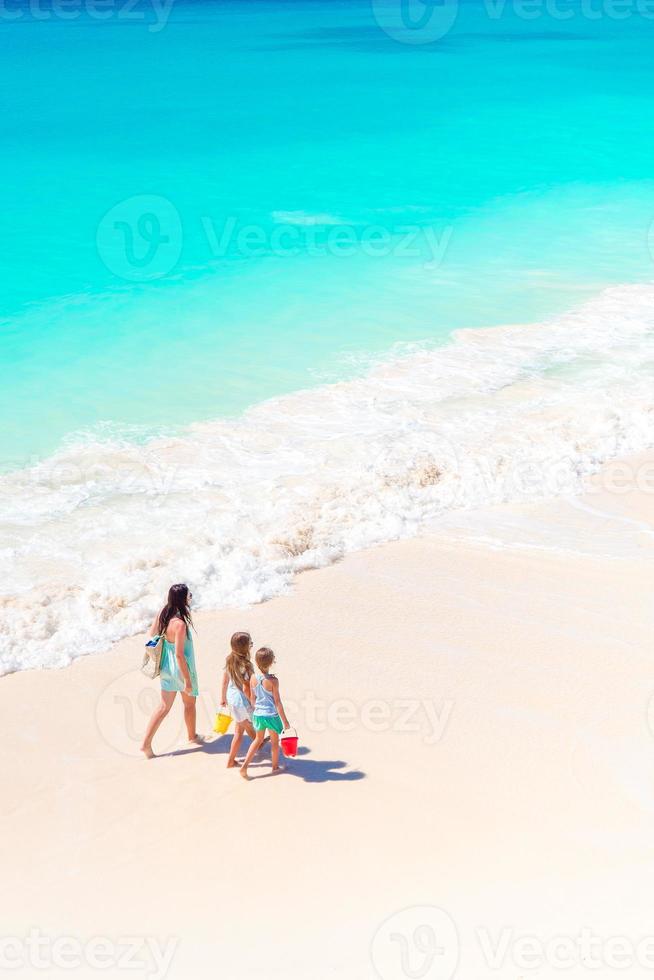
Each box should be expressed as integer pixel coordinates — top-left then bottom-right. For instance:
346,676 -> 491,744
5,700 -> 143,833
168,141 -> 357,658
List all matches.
240,647 -> 290,780
220,632 -> 256,769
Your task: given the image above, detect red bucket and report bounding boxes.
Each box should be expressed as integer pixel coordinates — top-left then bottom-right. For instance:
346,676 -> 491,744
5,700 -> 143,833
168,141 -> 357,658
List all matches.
281,727 -> 298,758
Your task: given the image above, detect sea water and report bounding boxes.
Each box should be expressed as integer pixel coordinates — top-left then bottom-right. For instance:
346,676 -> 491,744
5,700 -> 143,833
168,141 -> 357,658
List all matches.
2,0 -> 654,671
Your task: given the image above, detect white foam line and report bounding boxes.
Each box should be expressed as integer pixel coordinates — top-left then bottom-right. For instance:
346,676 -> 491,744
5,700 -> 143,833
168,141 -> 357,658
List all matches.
568,497 -> 654,538
2,281 -> 654,673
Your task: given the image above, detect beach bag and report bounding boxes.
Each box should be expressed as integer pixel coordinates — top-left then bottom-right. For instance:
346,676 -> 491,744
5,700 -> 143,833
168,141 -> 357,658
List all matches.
141,633 -> 164,679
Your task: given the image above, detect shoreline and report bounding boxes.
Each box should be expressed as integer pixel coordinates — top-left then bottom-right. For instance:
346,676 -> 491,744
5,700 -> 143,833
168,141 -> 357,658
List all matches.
4,279 -> 654,676
3,452 -> 654,977
4,446 -> 654,684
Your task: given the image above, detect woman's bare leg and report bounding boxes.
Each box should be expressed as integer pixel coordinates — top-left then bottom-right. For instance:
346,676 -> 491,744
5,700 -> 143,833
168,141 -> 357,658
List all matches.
141,690 -> 176,759
181,691 -> 199,742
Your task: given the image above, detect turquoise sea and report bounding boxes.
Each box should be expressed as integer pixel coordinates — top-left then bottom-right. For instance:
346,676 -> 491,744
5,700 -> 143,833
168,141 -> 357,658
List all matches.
2,0 -> 654,671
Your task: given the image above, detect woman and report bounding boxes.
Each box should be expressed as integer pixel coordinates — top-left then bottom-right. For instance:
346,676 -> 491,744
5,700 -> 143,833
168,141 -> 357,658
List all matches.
141,583 -> 202,759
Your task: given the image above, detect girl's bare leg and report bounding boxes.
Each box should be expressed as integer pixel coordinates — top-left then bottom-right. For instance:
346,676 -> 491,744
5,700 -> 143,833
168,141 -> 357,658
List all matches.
141,690 -> 176,759
240,731 -> 265,779
228,723 -> 246,767
270,732 -> 282,771
243,719 -> 268,751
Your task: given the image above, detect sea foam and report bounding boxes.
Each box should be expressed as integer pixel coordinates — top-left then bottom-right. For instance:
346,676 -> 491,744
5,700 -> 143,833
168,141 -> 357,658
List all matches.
2,283 -> 654,674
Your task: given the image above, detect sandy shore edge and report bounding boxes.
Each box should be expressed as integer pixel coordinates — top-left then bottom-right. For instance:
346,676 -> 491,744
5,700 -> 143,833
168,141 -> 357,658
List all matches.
3,452 -> 654,979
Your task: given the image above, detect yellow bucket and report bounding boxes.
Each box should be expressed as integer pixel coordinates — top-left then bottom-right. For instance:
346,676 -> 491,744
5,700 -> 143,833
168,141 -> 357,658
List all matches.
213,711 -> 232,735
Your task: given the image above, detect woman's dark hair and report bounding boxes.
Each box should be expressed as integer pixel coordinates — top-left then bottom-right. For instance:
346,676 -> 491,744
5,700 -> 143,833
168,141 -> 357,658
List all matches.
157,583 -> 193,636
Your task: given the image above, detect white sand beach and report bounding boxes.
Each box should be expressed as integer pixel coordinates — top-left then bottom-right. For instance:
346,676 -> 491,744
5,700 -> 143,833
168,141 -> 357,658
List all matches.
2,453 -> 654,979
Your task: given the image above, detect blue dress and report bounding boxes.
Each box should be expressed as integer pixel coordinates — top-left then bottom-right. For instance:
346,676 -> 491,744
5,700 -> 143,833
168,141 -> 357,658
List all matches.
159,627 -> 199,696
226,676 -> 253,722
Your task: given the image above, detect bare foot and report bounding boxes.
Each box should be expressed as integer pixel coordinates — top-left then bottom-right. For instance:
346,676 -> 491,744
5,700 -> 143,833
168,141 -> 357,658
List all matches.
188,734 -> 205,746
140,744 -> 155,760
272,765 -> 285,774
226,760 -> 241,769
240,768 -> 251,781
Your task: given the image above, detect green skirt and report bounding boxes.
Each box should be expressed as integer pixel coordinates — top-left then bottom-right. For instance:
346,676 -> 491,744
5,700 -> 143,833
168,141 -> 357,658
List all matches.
253,714 -> 283,734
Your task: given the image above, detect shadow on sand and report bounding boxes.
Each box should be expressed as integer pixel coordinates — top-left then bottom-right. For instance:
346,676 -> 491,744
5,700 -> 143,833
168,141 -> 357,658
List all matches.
158,739 -> 366,782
